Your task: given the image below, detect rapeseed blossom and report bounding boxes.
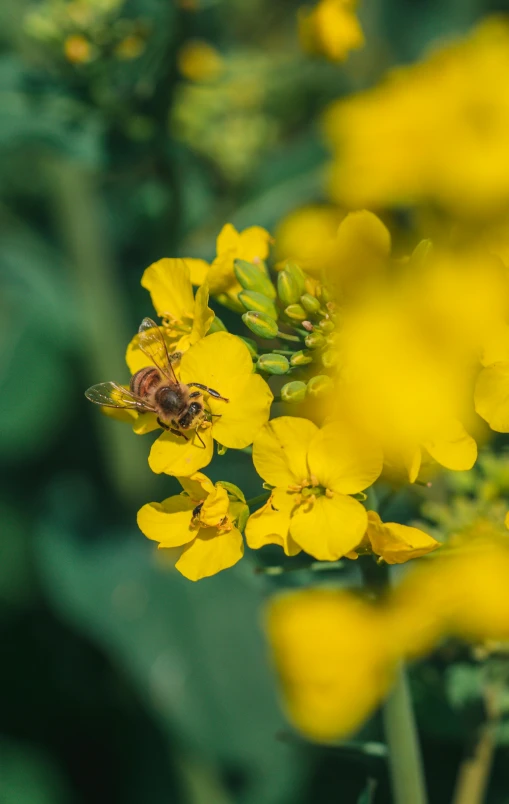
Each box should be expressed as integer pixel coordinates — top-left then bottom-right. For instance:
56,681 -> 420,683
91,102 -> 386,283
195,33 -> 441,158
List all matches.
138,473 -> 248,580
298,0 -> 364,63
324,17 -> 509,216
245,416 -> 383,560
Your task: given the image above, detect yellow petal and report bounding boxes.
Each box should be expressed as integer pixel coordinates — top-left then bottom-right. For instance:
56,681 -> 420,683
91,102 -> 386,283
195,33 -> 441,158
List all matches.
245,489 -> 301,556
132,412 -> 161,435
423,419 -> 477,470
189,284 -> 214,345
200,484 -> 230,526
207,255 -> 238,295
149,426 -> 214,476
252,417 -> 318,488
186,258 -> 210,286
180,332 -> 273,448
308,422 -> 383,494
216,223 -> 239,256
175,526 -> 244,581
267,589 -> 398,742
290,494 -> 368,561
366,511 -> 440,564
405,447 -> 422,484
141,258 -> 194,320
237,226 -> 272,262
137,495 -> 196,546
475,363 -> 509,432
178,472 -> 215,501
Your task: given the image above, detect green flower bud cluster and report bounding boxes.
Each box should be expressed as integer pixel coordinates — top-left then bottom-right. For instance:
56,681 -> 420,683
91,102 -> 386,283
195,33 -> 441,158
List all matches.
234,257 -> 337,397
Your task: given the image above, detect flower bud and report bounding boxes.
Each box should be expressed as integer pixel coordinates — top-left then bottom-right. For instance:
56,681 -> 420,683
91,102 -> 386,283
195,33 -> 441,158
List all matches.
242,311 -> 278,339
281,380 -> 307,403
240,336 -> 258,358
290,350 -> 314,366
307,375 -> 333,397
257,353 -> 291,375
239,290 -> 278,320
321,349 -> 337,369
319,286 -> 333,304
300,293 -> 321,314
284,304 -> 307,321
318,319 -> 334,334
283,262 -> 306,296
305,332 -> 325,349
277,270 -> 302,306
234,259 -> 276,299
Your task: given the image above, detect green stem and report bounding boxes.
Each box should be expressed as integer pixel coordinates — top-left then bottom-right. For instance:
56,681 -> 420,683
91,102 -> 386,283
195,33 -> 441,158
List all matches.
277,331 -> 301,343
255,560 -> 344,576
360,559 -> 428,804
383,664 -> 428,804
246,491 -> 271,508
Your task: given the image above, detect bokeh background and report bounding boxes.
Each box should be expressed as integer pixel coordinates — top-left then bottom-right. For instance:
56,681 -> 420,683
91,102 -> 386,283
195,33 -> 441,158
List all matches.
3,0 -> 509,802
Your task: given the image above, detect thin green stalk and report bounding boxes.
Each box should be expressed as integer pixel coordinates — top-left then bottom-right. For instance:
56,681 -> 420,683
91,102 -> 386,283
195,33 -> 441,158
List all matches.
383,664 -> 428,804
246,491 -> 271,508
277,331 -> 301,343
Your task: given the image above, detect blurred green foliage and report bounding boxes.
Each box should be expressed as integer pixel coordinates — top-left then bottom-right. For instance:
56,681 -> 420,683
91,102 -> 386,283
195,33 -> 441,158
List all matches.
3,0 -> 509,802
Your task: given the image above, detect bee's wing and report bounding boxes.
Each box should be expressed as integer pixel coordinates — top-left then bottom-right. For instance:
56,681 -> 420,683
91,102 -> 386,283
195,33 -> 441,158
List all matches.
85,382 -> 156,412
138,318 -> 177,383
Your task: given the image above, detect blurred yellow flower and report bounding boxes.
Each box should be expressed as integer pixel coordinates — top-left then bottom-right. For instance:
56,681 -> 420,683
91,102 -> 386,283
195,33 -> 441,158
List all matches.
64,33 -> 93,63
245,417 -> 382,560
138,473 -> 247,580
177,40 -> 224,82
189,223 -> 272,310
348,510 -> 440,564
274,204 -> 344,273
298,0 -> 364,63
115,34 -> 145,60
148,333 -> 273,476
325,17 -> 509,216
126,257 -> 214,374
266,589 -> 399,741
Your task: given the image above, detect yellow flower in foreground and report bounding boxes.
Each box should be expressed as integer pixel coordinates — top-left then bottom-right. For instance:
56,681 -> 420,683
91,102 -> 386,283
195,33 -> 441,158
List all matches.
149,332 -> 273,477
475,361 -> 509,432
348,510 -> 440,564
267,589 -> 399,741
138,473 -> 247,580
126,258 -> 214,374
245,417 -> 383,560
298,0 -> 364,63
188,223 -> 272,309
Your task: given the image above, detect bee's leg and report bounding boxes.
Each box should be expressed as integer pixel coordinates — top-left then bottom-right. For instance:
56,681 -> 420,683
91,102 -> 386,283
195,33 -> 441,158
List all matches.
169,427 -> 189,441
187,383 -> 229,402
194,427 -> 206,448
189,391 -> 201,399
157,417 -> 169,431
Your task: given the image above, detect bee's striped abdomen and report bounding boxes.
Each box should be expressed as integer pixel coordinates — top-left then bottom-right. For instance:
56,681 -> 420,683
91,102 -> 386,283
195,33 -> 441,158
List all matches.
130,367 -> 161,399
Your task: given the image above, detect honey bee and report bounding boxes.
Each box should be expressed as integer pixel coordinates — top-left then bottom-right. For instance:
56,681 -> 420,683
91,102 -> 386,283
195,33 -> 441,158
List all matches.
85,317 -> 228,446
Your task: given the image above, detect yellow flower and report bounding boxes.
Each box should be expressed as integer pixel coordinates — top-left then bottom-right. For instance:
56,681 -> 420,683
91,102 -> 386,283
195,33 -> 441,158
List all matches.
64,34 -> 93,63
137,473 -> 247,580
298,0 -> 365,63
126,257 -> 214,374
475,361 -> 509,432
391,538 -> 509,655
274,204 -> 344,274
188,223 -> 272,309
177,40 -> 224,82
347,510 -> 440,563
266,589 -> 399,741
149,332 -> 273,477
245,417 -> 383,560
324,18 -> 509,216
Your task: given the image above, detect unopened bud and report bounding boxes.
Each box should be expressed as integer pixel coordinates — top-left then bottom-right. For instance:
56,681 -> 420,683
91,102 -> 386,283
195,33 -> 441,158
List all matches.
283,262 -> 306,296
321,349 -> 337,369
307,375 -> 333,397
240,336 -> 258,358
318,319 -> 334,334
235,259 -> 276,299
281,380 -> 307,403
242,311 -> 278,339
300,293 -> 321,314
284,304 -> 307,321
290,350 -> 313,366
239,290 -> 277,320
278,270 -> 302,306
257,353 -> 291,375
319,286 -> 333,304
305,332 -> 325,349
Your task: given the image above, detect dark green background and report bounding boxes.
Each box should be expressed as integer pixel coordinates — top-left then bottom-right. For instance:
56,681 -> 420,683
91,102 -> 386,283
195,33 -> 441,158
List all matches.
2,0 -> 509,801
